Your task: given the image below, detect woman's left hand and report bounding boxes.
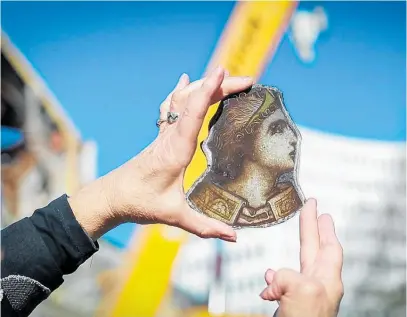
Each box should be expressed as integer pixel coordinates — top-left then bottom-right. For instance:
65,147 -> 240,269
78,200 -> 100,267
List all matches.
260,199 -> 344,317
70,67 -> 253,241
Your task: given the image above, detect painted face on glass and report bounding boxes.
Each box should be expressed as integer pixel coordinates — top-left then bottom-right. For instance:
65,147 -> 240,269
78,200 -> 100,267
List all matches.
249,108 -> 298,173
187,85 -> 304,229
203,85 -> 300,180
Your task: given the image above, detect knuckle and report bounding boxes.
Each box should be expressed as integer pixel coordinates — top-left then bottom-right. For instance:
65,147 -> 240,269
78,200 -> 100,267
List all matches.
274,268 -> 293,284
276,268 -> 294,277
171,90 -> 184,104
159,105 -> 168,117
337,243 -> 344,256
334,281 -> 344,299
261,286 -> 273,299
198,80 -> 214,96
202,82 -> 216,96
182,98 -> 206,122
187,90 -> 200,104
160,97 -> 171,112
198,228 -> 212,239
333,244 -> 344,264
201,80 -> 212,90
182,105 -> 192,119
299,281 -> 324,297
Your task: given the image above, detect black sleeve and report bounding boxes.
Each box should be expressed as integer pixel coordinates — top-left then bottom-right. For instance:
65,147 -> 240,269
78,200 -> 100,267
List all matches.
1,194 -> 99,316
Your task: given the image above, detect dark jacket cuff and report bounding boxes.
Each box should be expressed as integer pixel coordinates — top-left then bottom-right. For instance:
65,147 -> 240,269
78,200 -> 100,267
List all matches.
30,194 -> 100,277
1,194 -> 99,292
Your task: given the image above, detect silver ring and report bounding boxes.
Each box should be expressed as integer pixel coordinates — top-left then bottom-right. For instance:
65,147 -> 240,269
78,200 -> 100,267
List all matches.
156,119 -> 166,128
167,111 -> 179,124
156,111 -> 179,128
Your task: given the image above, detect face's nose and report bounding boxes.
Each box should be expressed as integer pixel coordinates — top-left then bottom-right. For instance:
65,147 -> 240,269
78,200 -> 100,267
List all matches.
287,126 -> 298,146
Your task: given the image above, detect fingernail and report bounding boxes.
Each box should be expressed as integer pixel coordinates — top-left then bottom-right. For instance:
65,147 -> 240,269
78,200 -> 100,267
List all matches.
259,289 -> 267,298
213,65 -> 224,75
180,73 -> 189,82
224,69 -> 230,77
305,198 -> 317,206
175,73 -> 185,86
220,234 -> 237,242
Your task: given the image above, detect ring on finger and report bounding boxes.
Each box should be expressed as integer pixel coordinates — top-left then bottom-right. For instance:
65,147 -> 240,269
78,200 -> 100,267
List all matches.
156,111 -> 179,128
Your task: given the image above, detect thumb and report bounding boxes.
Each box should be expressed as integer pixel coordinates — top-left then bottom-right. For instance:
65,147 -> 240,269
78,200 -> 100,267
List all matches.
175,205 -> 237,242
265,269 -> 276,285
260,268 -> 303,301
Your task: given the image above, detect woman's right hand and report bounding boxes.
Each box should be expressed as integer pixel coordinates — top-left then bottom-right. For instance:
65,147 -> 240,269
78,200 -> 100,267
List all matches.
70,67 -> 254,241
260,199 -> 344,317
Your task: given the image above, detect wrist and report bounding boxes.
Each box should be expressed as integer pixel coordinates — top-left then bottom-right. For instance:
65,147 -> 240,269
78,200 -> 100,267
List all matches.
68,176 -> 120,240
102,151 -> 156,223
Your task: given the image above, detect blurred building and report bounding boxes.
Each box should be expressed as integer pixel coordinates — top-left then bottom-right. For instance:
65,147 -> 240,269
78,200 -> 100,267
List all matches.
169,4 -> 406,317
171,127 -> 406,317
1,33 -> 97,226
1,33 -> 124,317
91,2 -> 405,317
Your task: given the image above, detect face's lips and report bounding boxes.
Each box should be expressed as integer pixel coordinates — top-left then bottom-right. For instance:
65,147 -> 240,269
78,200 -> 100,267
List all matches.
289,150 -> 296,160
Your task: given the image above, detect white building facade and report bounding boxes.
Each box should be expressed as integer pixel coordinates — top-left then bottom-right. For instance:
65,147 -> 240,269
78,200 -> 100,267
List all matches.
171,126 -> 406,317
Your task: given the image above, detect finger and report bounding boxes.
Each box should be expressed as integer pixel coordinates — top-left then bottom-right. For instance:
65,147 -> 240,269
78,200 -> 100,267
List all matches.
179,75 -> 253,107
169,76 -> 247,115
265,269 -> 276,285
175,73 -> 190,90
160,73 -> 190,120
169,79 -> 192,114
318,214 -> 339,246
224,69 -> 230,77
163,74 -> 189,109
210,76 -> 252,105
317,214 -> 343,274
300,198 -> 320,272
260,268 -> 303,301
176,205 -> 237,242
177,66 -> 225,141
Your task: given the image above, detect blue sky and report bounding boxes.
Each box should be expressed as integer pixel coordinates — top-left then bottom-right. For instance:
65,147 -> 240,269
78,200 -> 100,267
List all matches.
2,1 -> 405,248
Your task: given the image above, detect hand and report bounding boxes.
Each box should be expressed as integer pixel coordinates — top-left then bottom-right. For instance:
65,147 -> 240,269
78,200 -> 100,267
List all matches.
69,67 -> 253,241
260,199 -> 344,317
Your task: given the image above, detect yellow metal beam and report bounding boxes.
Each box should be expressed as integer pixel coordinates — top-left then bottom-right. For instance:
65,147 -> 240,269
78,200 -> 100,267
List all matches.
105,2 -> 298,316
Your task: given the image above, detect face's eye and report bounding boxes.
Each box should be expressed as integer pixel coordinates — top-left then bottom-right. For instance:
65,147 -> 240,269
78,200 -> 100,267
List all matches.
268,121 -> 287,135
